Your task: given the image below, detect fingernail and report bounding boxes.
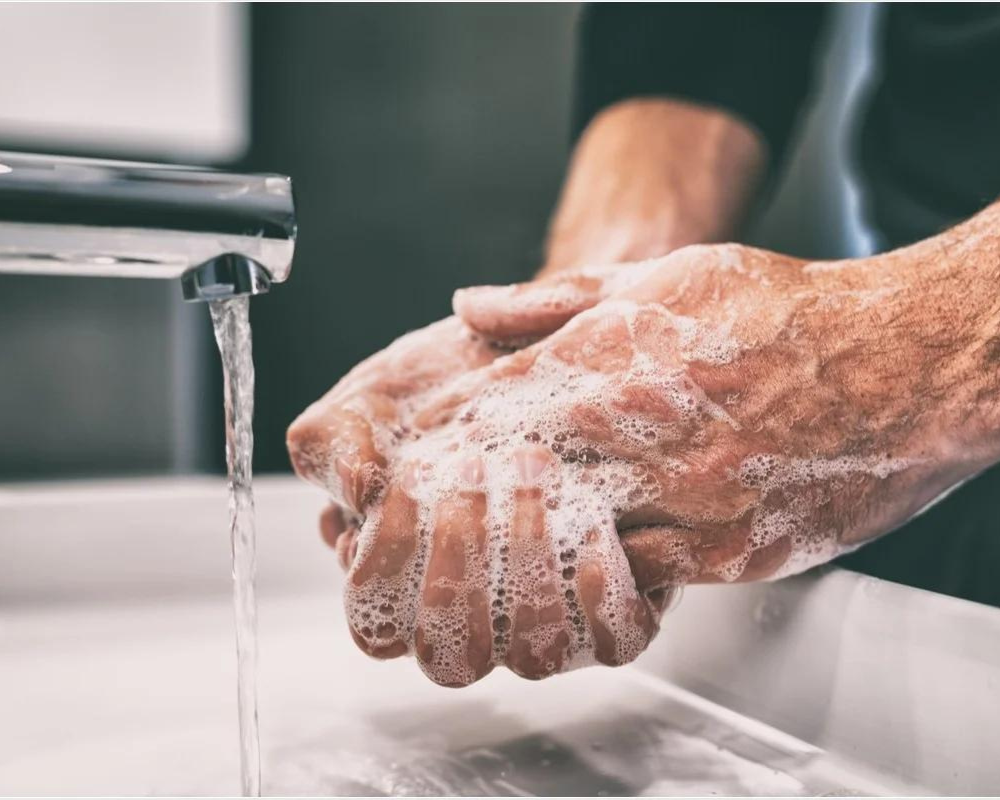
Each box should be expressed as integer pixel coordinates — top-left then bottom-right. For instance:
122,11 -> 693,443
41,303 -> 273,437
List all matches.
514,446 -> 551,484
334,456 -> 361,512
460,456 -> 485,486
457,285 -> 509,301
454,285 -> 514,313
337,528 -> 359,570
400,460 -> 423,492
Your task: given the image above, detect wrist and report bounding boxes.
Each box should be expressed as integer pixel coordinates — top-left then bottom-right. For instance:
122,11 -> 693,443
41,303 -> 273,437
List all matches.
540,98 -> 766,277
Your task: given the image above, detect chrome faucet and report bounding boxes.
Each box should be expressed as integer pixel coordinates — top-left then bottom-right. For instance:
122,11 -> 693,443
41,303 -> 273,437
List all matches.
0,151 -> 295,301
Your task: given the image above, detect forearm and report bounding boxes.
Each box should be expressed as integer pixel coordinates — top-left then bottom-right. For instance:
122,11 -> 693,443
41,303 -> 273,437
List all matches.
792,198 -> 1000,481
896,199 -> 1000,457
540,98 -> 767,277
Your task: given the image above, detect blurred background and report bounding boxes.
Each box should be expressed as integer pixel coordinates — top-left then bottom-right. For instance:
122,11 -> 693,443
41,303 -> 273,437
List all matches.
0,3 -> 877,480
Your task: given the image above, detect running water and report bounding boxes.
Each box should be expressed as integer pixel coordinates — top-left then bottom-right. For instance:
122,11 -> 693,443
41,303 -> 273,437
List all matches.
210,297 -> 261,797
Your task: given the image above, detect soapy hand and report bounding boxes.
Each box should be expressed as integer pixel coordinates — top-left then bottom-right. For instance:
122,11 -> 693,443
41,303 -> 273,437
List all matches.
287,273 -> 650,564
288,283 -> 643,565
288,96 -> 765,601
288,316 -> 505,566
290,226 -> 1000,686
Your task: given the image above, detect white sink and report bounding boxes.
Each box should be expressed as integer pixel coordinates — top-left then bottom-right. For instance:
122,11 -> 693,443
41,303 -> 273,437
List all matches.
2,477 -> 997,795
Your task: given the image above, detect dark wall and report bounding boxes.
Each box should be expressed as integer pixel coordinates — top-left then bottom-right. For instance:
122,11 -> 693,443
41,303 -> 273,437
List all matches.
241,4 -> 579,472
0,277 -> 177,479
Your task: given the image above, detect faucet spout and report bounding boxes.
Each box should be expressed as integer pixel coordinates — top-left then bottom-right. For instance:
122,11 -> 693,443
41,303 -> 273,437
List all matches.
0,152 -> 296,298
182,254 -> 272,302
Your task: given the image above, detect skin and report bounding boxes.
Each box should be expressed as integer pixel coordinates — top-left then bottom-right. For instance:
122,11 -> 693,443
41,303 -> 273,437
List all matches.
541,98 -> 765,275
292,98 -> 765,557
287,98 -> 1000,686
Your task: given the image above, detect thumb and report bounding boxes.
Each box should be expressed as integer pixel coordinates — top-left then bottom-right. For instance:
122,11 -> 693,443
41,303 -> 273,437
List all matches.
619,526 -> 705,592
619,523 -> 795,587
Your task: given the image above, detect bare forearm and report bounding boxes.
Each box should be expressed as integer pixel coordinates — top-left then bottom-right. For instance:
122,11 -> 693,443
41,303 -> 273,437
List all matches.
879,199 -> 1000,459
540,98 -> 767,276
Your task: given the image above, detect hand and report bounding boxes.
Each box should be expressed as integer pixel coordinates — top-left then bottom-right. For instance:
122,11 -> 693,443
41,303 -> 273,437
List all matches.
287,316 -> 502,565
306,234 -> 999,687
453,238 -> 1000,590
289,98 -> 765,565
286,274 -> 656,562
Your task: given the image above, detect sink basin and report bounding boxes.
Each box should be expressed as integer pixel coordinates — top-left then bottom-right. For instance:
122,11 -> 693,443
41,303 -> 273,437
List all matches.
2,477 -> 998,795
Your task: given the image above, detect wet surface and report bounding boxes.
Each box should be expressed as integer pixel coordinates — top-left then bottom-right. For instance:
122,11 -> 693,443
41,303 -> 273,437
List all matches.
266,709 -> 811,796
1,590 -> 877,796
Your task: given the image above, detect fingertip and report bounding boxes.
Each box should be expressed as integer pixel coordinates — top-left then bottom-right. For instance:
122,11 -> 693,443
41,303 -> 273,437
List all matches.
319,504 -> 346,549
349,626 -> 409,660
619,526 -> 702,591
451,285 -> 506,338
335,527 -> 359,570
451,284 -> 500,320
737,535 -> 792,582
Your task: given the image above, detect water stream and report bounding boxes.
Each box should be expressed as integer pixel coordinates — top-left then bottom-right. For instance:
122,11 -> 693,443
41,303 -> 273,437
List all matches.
210,296 -> 261,797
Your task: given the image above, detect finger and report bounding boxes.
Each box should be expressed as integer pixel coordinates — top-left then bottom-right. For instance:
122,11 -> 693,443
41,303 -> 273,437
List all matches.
453,267 -> 621,345
619,526 -> 703,591
414,462 -> 493,687
319,504 -> 361,569
619,524 -> 792,587
503,447 -> 572,680
336,526 -> 360,571
287,400 -> 390,514
739,535 -> 793,582
576,521 -> 658,668
318,504 -> 347,550
344,480 -> 424,660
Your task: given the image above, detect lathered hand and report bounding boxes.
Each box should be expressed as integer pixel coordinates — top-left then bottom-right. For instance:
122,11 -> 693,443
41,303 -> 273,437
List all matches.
288,317 -> 502,565
452,234 -> 1000,593
290,206 -> 1000,687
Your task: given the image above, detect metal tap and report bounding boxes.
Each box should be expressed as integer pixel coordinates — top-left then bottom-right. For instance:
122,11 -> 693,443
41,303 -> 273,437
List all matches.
0,151 -> 295,301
